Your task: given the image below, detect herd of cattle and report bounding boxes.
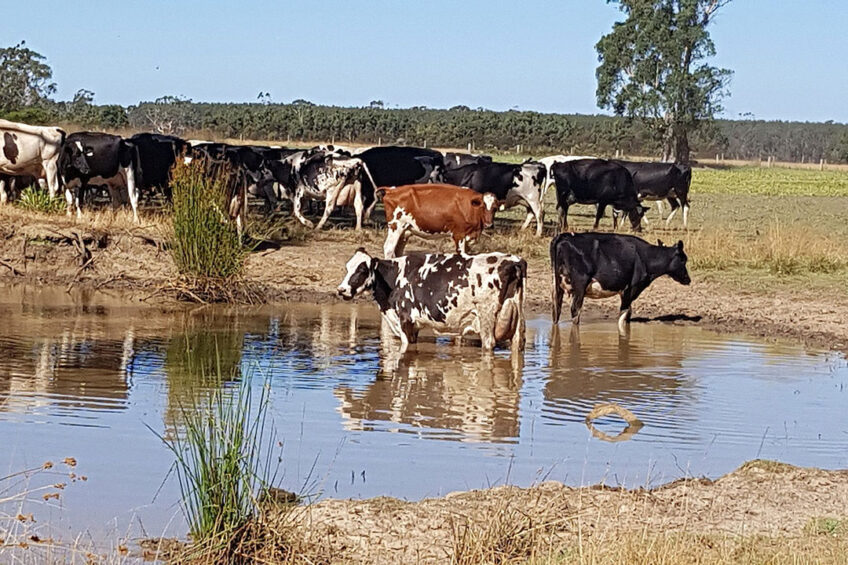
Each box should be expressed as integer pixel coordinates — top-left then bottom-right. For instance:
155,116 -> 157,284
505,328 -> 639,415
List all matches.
0,117 -> 694,354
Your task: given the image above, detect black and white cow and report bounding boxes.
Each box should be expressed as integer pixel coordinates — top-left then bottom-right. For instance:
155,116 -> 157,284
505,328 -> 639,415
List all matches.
550,232 -> 691,331
0,119 -> 65,200
611,160 -> 692,227
278,148 -> 378,230
443,152 -> 493,170
59,132 -> 139,220
537,154 -> 596,200
551,159 -> 648,232
442,160 -> 547,236
337,248 -> 526,353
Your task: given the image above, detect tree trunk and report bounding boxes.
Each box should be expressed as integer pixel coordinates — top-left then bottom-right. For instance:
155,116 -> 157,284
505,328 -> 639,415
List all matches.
662,124 -> 690,165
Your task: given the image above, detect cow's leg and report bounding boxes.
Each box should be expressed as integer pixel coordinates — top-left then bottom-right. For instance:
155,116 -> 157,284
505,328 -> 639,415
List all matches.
569,278 -> 590,325
655,199 -> 665,219
511,290 -> 526,355
125,165 -> 139,223
520,192 -> 544,236
593,204 -> 607,230
292,190 -> 314,228
476,309 -> 498,351
0,179 -> 7,205
664,197 -> 680,226
43,159 -> 60,199
353,184 -> 364,231
383,221 -> 406,258
315,187 -> 340,230
558,204 -> 569,232
552,267 -> 565,324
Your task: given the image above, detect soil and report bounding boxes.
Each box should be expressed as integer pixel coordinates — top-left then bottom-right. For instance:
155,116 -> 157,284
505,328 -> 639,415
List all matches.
268,460 -> 848,564
1,208 -> 846,353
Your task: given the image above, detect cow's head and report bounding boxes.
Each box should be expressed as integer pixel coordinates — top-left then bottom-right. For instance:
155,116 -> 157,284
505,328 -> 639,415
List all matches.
472,192 -> 498,228
337,248 -> 376,300
665,240 -> 691,285
626,204 -> 650,231
63,140 -> 92,175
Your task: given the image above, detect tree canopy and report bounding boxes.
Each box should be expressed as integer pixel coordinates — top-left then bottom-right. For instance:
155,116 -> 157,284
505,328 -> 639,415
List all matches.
0,41 -> 56,114
596,0 -> 732,164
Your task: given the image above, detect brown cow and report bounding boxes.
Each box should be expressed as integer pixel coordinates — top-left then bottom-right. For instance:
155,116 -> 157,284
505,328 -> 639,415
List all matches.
380,184 -> 498,258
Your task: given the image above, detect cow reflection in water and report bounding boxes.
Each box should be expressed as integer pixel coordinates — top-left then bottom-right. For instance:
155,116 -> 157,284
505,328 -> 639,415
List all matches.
334,342 -> 523,443
544,324 -> 697,439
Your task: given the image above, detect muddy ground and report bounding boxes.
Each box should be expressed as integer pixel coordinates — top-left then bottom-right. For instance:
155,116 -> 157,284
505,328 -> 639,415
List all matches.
1,195 -> 847,352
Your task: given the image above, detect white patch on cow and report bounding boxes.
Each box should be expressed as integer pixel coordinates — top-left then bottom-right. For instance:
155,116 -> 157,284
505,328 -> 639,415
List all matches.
584,279 -> 619,299
483,192 -> 497,210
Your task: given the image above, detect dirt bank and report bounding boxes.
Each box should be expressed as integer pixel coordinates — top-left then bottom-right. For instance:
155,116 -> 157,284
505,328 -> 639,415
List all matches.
244,460 -> 848,564
1,207 -> 846,352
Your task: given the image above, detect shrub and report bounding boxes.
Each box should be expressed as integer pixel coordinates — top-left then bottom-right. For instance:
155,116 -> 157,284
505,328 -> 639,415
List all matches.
169,160 -> 245,280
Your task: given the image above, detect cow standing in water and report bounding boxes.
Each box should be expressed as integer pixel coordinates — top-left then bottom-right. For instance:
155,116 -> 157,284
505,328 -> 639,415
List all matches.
550,232 -> 691,332
337,248 -> 527,354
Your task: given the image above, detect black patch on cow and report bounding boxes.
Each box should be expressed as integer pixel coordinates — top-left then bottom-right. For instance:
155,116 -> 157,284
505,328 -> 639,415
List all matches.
476,273 -> 482,286
488,267 -> 495,273
497,259 -> 526,304
372,259 -> 400,313
486,255 -> 497,264
3,133 -> 19,164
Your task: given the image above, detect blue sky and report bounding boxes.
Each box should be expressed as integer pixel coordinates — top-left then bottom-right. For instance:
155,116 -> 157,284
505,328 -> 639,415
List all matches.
2,1 -> 846,123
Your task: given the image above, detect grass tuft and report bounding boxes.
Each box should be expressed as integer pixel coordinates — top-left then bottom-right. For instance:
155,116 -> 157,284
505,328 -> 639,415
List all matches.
15,185 -> 64,215
169,160 -> 245,280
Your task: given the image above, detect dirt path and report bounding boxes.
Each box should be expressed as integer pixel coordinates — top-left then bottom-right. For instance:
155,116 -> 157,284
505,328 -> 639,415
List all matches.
2,208 -> 846,352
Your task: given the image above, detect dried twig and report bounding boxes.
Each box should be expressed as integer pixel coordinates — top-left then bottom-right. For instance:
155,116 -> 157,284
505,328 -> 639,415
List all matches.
0,259 -> 23,276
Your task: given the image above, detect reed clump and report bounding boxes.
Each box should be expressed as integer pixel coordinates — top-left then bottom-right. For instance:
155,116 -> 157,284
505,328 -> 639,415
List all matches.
15,185 -> 64,215
169,160 -> 245,281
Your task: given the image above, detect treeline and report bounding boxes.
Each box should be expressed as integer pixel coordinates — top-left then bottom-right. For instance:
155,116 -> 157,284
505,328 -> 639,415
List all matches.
6,98 -> 848,163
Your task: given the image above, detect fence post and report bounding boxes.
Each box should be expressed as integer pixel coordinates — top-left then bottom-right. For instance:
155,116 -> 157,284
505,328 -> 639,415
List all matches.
378,136 -> 381,146
468,142 -> 472,152
820,158 -> 825,171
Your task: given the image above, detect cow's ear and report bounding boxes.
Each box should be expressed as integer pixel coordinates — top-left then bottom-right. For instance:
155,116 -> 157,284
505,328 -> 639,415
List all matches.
657,239 -> 665,247
356,246 -> 367,253
676,240 -> 684,251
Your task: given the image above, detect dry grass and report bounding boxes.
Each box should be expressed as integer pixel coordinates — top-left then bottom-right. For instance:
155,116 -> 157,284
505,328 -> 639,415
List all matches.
684,221 -> 848,274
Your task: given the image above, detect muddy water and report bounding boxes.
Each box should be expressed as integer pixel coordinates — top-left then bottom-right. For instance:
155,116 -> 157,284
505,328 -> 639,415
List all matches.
1,286 -> 847,541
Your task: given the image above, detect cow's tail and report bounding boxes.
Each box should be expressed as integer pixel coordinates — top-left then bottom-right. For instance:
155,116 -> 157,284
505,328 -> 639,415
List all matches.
550,233 -> 569,323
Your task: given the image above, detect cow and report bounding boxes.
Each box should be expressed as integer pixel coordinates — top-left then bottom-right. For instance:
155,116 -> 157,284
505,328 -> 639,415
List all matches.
611,160 -> 692,227
537,154 -> 596,201
0,119 -> 65,199
550,232 -> 691,332
443,152 -> 493,170
130,133 -> 187,201
337,248 -> 526,353
354,146 -> 446,221
379,184 -> 499,258
442,160 -> 547,236
59,132 -> 139,220
0,173 -> 39,204
278,148 -> 378,230
551,159 -> 647,232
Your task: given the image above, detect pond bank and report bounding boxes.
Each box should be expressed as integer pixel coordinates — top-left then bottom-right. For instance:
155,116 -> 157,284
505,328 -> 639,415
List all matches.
1,207 -> 846,353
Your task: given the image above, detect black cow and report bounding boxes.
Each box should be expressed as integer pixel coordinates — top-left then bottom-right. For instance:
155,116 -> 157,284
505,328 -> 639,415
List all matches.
550,232 -> 691,331
442,160 -> 547,236
611,160 -> 692,227
130,133 -> 187,200
443,152 -> 493,170
59,132 -> 139,220
551,159 -> 647,232
354,146 -> 446,219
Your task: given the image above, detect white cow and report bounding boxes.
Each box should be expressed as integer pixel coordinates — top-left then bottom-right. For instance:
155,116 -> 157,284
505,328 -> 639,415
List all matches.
0,119 -> 65,202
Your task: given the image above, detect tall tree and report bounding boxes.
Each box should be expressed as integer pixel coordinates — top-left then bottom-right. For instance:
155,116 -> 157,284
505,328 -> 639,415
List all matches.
596,0 -> 732,164
0,41 -> 56,114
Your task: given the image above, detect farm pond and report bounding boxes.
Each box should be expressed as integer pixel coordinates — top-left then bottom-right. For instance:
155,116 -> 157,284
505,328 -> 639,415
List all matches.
1,285 -> 847,542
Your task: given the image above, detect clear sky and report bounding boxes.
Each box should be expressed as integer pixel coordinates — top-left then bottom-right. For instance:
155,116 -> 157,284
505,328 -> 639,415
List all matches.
2,1 -> 846,123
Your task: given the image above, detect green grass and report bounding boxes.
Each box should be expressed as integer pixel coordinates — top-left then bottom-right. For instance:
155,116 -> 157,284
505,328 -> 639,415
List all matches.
693,166 -> 848,197
15,185 -> 65,214
170,161 -> 246,280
